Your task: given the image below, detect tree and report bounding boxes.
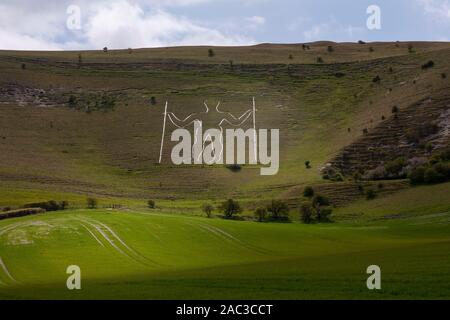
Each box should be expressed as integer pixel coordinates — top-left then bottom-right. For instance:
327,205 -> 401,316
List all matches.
150,96 -> 157,105
372,75 -> 381,83
305,161 -> 311,169
424,168 -> 444,184
266,200 -> 290,221
103,47 -> 108,53
408,167 -> 426,185
148,200 -> 156,209
312,195 -> 330,207
303,186 -> 314,198
87,198 -> 97,209
316,57 -> 324,63
288,54 -> 293,60
300,202 -> 313,224
202,203 -> 214,218
254,207 -> 267,222
208,48 -> 215,57
366,188 -> 377,200
219,199 -> 242,218
311,195 -> 330,221
327,45 -> 334,53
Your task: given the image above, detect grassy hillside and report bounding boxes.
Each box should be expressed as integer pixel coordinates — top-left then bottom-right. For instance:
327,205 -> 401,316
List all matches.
0,42 -> 449,300
1,41 -> 449,202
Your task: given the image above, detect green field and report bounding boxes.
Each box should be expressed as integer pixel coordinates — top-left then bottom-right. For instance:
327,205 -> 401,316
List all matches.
1,183 -> 450,299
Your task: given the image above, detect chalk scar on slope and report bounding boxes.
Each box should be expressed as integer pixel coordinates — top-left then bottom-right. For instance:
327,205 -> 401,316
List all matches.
0,257 -> 18,284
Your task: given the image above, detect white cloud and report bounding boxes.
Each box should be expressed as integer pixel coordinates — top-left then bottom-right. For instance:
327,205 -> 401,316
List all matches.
0,0 -> 254,50
84,1 -> 252,48
302,22 -> 365,42
245,15 -> 266,29
416,0 -> 450,20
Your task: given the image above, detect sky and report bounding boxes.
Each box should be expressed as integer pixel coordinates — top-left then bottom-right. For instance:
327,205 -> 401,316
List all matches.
0,0 -> 449,50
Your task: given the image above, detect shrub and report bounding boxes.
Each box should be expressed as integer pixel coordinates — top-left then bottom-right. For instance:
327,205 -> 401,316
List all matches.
87,198 -> 98,209
372,75 -> 381,83
0,208 -> 46,220
424,167 -> 444,184
312,195 -> 330,207
226,164 -> 242,172
357,184 -> 364,194
353,171 -> 362,182
150,96 -> 157,105
254,207 -> 267,222
202,203 -> 214,218
208,48 -> 215,57
439,148 -> 450,161
369,47 -> 374,52
409,166 -> 426,185
442,73 -> 447,79
305,161 -> 311,169
366,188 -> 377,200
288,54 -> 293,60
392,105 -> 399,114
21,63 -> 26,70
266,200 -> 290,221
68,95 -> 77,108
24,200 -> 68,212
421,60 -> 435,70
433,162 -> 450,179
316,57 -> 324,63
219,199 -> 242,218
327,46 -> 333,53
300,202 -> 313,224
384,157 -> 407,178
303,186 -> 314,198
147,200 -> 156,209
317,206 -> 333,222
358,40 -> 366,44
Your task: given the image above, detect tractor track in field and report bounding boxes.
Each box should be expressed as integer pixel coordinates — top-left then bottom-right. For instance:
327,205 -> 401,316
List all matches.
0,257 -> 18,285
192,222 -> 271,255
79,223 -> 105,247
74,217 -> 160,267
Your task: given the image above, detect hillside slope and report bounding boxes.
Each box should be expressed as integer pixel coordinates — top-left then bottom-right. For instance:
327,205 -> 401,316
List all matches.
0,42 -> 449,202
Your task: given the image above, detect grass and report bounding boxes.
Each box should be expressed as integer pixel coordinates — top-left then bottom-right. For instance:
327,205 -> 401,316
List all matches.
1,203 -> 450,299
1,42 -> 449,200
1,42 -> 450,299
